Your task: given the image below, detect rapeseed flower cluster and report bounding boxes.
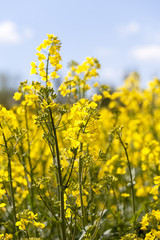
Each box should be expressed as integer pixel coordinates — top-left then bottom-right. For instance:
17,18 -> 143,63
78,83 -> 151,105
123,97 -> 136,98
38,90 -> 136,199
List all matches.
16,210 -> 45,233
1,34 -> 160,239
30,34 -> 62,82
59,57 -> 100,99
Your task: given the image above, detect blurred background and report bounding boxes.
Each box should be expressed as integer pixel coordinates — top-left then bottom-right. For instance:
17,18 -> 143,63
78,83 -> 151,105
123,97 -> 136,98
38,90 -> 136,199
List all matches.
0,0 -> 160,107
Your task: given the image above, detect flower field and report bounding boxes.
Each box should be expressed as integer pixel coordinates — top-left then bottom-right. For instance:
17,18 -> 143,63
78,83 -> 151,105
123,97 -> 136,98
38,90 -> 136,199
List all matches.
1,34 -> 160,240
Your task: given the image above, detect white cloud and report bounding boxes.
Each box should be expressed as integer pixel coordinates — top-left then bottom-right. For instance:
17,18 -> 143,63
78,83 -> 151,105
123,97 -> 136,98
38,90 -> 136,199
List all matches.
130,45 -> 160,61
0,21 -> 21,44
0,21 -> 34,45
119,21 -> 140,37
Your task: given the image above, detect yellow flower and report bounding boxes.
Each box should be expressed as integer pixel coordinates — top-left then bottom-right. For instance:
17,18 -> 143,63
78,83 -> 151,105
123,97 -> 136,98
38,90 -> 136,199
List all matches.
82,195 -> 88,206
121,193 -> 130,198
92,94 -> 102,102
38,62 -> 45,71
33,221 -> 45,229
16,220 -> 26,230
76,195 -> 81,207
13,92 -> 22,101
140,213 -> 149,231
46,81 -> 53,87
65,208 -> 72,218
30,62 -> 37,75
50,71 -> 59,79
55,63 -> 62,71
47,33 -> 54,39
93,82 -> 99,87
154,176 -> 160,185
0,203 -> 6,208
36,43 -> 43,51
117,167 -> 126,175
103,91 -> 111,98
0,234 -> 12,240
36,53 -> 46,61
152,210 -> 160,221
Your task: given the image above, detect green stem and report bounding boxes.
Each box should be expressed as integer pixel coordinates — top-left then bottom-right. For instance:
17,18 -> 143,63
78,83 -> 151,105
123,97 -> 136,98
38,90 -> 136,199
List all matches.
89,168 -> 94,225
45,52 -> 50,84
77,118 -> 91,228
113,187 -> 120,213
91,190 -> 108,240
25,105 -> 34,212
37,187 -> 59,222
64,154 -> 76,188
43,49 -> 65,239
25,227 -> 30,239
78,142 -> 85,228
1,126 -> 17,239
117,132 -> 136,216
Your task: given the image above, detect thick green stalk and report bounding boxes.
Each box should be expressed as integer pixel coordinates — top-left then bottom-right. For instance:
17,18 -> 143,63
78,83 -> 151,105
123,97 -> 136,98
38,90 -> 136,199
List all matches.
48,107 -> 66,240
44,49 -> 65,239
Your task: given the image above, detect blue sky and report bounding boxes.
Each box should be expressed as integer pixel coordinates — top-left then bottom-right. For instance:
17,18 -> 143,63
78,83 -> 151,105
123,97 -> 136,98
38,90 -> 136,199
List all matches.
0,0 -> 160,89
